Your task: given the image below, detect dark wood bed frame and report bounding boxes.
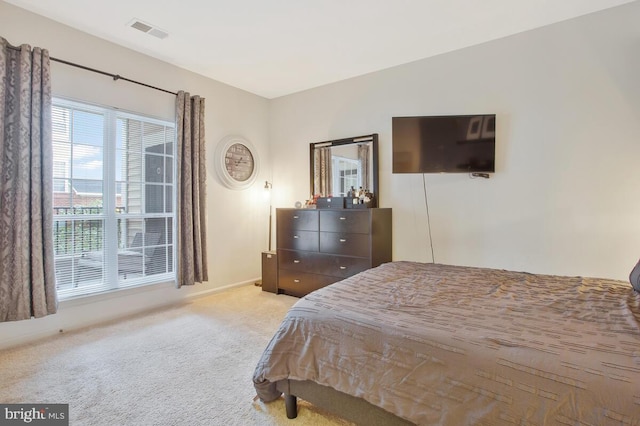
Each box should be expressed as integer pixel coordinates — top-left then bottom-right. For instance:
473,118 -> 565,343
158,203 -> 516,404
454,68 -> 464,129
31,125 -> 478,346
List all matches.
276,379 -> 415,425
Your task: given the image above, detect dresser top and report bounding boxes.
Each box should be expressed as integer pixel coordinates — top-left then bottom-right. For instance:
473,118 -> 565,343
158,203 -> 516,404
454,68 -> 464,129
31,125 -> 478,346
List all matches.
276,207 -> 391,211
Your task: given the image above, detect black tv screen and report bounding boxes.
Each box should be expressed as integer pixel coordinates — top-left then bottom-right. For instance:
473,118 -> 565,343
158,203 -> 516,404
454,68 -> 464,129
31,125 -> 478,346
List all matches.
392,115 -> 495,173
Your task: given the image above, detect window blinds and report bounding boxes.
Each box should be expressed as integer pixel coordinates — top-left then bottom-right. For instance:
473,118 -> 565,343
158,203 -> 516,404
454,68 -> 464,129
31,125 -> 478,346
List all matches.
52,99 -> 176,299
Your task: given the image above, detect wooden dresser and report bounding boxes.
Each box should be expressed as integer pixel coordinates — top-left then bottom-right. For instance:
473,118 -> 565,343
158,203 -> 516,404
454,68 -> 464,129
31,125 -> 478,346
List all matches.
275,208 -> 392,297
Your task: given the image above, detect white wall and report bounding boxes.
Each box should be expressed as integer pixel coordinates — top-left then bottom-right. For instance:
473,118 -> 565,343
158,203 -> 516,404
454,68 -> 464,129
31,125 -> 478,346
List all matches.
269,2 -> 640,281
2,1 -> 639,349
0,1 -> 271,349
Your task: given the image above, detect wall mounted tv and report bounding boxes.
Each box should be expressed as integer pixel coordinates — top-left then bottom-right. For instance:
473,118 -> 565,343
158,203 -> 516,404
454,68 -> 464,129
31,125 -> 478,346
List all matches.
392,114 -> 495,174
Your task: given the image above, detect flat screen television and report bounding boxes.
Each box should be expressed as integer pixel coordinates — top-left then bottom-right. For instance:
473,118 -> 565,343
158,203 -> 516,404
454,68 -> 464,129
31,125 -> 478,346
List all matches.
392,114 -> 495,174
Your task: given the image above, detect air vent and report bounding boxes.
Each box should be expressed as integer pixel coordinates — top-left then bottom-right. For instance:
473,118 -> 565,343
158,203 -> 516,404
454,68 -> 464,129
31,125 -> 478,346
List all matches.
147,28 -> 169,40
128,19 -> 168,40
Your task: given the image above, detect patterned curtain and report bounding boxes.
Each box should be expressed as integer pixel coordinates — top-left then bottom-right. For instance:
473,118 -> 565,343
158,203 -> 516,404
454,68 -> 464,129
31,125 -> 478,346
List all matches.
358,144 -> 370,192
313,146 -> 332,197
175,91 -> 208,287
0,38 -> 57,321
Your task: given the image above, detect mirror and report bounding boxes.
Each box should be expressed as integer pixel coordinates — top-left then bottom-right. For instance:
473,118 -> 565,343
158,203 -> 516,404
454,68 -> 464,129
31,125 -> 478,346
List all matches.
310,133 -> 378,203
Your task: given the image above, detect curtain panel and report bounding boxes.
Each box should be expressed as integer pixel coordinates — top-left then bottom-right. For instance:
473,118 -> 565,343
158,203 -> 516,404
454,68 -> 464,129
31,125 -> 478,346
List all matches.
313,146 -> 332,197
0,38 -> 57,321
175,91 -> 208,288
357,144 -> 370,192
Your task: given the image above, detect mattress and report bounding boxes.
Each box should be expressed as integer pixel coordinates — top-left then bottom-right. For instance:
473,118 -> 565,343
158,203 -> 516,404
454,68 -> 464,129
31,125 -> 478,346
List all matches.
253,261 -> 640,425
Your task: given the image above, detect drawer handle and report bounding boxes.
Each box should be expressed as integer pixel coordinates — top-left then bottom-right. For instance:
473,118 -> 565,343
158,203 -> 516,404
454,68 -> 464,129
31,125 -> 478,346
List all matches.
293,215 -> 299,219
293,260 -> 300,264
293,235 -> 299,239
339,238 -> 347,243
339,217 -> 346,220
339,266 -> 347,270
294,279 -> 300,283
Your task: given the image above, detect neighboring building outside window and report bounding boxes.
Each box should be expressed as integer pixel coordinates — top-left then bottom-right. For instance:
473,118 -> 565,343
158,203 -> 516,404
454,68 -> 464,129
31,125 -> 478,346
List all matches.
52,98 -> 176,299
53,160 -> 68,192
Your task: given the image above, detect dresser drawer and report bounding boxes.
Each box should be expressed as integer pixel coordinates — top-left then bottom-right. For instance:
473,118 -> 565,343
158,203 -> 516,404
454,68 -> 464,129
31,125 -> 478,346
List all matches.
278,270 -> 338,298
277,209 -> 318,232
320,210 -> 370,234
320,232 -> 370,257
278,249 -> 324,273
277,230 -> 319,252
317,254 -> 371,279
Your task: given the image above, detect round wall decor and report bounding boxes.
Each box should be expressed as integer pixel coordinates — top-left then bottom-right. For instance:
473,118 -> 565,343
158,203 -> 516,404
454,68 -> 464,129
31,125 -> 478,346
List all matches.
214,135 -> 259,190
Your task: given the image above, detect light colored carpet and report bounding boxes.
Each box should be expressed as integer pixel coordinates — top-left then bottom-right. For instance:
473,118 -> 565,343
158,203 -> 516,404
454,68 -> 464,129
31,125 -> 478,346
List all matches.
0,285 -> 353,426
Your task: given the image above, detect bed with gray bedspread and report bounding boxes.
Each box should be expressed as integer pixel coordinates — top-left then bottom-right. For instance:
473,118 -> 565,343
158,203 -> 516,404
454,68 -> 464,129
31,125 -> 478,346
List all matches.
253,261 -> 640,425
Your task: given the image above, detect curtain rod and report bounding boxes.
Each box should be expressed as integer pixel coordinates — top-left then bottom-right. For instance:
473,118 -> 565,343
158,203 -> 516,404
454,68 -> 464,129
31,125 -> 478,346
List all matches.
6,44 -> 177,96
51,57 -> 177,95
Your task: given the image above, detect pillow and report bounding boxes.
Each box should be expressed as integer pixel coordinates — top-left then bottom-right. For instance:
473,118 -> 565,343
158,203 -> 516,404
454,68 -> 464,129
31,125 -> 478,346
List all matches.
630,259 -> 640,292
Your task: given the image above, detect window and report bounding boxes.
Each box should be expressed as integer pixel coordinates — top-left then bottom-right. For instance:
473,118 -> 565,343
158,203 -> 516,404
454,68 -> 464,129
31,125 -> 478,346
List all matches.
332,156 -> 360,197
52,98 -> 175,299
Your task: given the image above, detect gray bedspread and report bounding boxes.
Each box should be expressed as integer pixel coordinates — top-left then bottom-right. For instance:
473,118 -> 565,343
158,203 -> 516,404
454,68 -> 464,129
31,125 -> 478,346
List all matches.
253,261 -> 640,425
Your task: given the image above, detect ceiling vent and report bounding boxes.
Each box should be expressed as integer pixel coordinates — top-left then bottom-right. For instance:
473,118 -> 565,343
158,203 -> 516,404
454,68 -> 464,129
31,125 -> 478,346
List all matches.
128,19 -> 168,40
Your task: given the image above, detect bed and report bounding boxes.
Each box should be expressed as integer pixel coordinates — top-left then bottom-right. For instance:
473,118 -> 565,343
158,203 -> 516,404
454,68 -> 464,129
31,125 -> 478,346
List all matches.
253,261 -> 640,425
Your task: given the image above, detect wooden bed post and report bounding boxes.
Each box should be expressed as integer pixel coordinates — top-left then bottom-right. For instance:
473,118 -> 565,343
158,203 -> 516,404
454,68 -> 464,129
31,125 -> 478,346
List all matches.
284,394 -> 298,419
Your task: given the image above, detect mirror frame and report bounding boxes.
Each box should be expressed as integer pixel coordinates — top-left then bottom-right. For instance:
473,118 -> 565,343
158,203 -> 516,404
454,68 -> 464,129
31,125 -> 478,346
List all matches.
309,133 -> 379,201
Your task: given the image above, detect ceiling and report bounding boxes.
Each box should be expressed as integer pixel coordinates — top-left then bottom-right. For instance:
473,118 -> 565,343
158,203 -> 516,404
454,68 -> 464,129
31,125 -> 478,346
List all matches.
5,0 -> 635,99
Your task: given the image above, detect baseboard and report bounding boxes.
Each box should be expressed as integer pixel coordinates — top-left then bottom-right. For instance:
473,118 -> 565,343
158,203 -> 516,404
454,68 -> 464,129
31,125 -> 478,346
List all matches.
183,278 -> 258,300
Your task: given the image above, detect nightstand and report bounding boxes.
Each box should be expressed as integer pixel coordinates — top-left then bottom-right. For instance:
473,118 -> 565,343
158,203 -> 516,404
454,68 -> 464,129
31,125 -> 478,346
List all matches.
261,251 -> 278,293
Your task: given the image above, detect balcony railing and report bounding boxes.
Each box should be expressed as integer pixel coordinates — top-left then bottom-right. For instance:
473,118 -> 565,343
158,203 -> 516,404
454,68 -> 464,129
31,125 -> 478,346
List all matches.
53,206 -> 172,291
53,207 -> 125,255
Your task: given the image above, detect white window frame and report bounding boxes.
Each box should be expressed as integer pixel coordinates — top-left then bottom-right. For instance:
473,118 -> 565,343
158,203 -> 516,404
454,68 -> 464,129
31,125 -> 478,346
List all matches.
52,97 -> 177,300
